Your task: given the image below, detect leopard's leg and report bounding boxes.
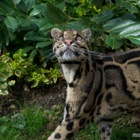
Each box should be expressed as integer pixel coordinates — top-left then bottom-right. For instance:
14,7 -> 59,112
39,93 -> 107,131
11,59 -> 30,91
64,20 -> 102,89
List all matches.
98,119 -> 113,140
47,117 -> 87,140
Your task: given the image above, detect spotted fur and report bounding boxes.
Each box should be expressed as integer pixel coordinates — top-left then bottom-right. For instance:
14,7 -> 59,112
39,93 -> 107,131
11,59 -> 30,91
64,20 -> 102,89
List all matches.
48,28 -> 140,140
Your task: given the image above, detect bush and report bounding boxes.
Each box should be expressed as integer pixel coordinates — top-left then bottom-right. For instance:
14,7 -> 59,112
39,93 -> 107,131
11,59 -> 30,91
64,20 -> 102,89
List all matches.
0,50 -> 59,95
0,0 -> 140,58
37,0 -> 140,51
0,0 -> 55,66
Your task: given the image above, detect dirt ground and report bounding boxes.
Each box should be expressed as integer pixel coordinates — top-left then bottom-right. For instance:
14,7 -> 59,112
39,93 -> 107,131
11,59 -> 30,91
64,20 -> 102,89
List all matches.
0,78 -> 140,128
0,78 -> 66,117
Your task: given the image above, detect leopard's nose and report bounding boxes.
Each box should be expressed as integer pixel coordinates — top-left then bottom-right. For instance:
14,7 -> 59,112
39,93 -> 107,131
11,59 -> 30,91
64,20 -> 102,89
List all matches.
64,40 -> 73,46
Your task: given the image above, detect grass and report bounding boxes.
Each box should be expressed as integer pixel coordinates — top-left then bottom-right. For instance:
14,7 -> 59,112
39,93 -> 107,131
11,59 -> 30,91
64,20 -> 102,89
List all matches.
0,103 -> 139,140
0,104 -> 48,140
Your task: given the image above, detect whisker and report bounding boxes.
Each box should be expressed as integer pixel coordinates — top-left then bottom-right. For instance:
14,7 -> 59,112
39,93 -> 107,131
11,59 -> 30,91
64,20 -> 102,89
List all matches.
72,46 -> 94,55
51,44 -> 96,64
58,45 -> 66,51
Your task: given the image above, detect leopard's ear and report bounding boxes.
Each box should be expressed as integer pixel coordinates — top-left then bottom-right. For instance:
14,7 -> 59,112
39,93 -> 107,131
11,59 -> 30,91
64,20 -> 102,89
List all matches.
82,28 -> 91,41
51,28 -> 62,40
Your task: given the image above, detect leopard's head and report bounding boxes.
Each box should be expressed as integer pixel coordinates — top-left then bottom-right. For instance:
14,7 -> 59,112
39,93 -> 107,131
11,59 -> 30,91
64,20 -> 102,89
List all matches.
51,28 -> 91,62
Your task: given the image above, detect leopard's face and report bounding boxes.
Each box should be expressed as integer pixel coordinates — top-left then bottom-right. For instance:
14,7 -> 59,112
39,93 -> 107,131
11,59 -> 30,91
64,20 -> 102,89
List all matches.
51,28 -> 91,62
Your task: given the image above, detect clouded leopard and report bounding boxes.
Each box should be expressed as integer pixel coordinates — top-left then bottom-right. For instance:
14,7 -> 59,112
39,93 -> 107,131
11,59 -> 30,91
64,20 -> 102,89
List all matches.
48,28 -> 140,140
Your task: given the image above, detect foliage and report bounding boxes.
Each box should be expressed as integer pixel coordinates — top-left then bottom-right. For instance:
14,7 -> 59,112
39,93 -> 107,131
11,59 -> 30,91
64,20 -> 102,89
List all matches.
0,105 -> 48,140
0,50 -> 59,95
0,0 -> 140,62
0,0 -> 55,66
37,0 -> 140,51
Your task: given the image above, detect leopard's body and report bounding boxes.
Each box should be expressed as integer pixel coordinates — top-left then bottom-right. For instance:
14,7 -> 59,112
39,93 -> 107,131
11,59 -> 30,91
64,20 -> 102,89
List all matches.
48,28 -> 140,140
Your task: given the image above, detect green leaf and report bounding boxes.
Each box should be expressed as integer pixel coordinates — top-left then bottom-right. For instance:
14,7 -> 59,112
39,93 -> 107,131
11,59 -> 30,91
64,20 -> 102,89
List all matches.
1,55 -> 12,63
15,16 -> 24,25
16,1 -> 27,13
13,50 -> 22,59
0,89 -> 8,95
19,46 -> 34,54
126,4 -> 139,13
105,34 -> 123,50
126,36 -> 140,45
91,10 -> 114,23
116,0 -> 139,13
137,1 -> 140,7
43,2 -> 69,24
65,21 -> 84,30
119,23 -> 140,37
5,71 -> 13,78
15,69 -> 22,77
8,80 -> 16,86
29,18 -> 42,27
4,16 -> 19,32
12,0 -> 21,5
16,0 -> 35,13
52,1 -> 65,9
122,13 -> 136,20
25,76 -> 32,82
39,22 -> 54,31
36,42 -> 52,48
31,81 -> 38,88
43,79 -> 49,84
103,18 -> 123,30
0,75 -> 7,82
30,5 -> 44,17
25,0 -> 35,12
0,82 -> 8,89
1,24 -> 10,46
0,28 -> 5,46
16,16 -> 36,30
111,20 -> 136,33
0,2 -> 15,15
29,49 -> 37,60
24,32 -> 47,41
22,21 -> 32,28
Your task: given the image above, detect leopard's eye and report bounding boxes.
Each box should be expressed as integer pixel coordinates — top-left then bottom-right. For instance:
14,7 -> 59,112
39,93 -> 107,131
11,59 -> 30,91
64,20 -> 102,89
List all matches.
77,36 -> 82,41
58,36 -> 63,41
